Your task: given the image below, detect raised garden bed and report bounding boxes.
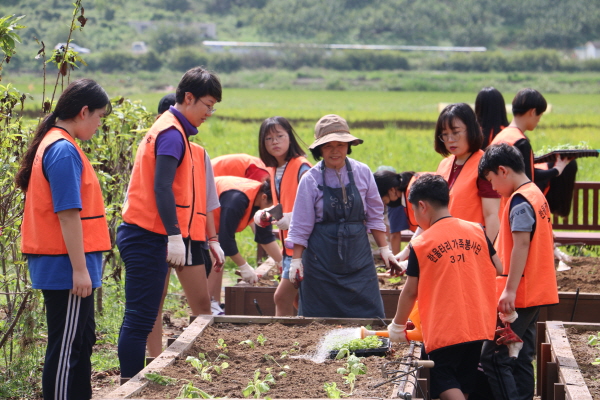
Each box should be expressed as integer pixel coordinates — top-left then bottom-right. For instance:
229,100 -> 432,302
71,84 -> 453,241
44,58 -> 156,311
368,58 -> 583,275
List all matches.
227,256 -> 600,323
102,316 -> 428,399
537,321 -> 600,400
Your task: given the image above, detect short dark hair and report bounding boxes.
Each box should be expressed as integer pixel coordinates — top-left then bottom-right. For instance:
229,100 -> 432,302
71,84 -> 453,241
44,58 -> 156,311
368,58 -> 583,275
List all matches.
434,103 -> 483,156
176,66 -> 222,104
407,174 -> 449,208
478,143 -> 526,179
475,87 -> 509,149
258,116 -> 307,168
258,177 -> 273,203
158,93 -> 176,114
512,88 -> 547,116
310,142 -> 352,161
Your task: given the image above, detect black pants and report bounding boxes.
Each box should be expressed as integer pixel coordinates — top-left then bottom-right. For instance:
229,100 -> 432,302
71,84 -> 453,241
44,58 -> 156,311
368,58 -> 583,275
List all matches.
42,289 -> 96,400
481,306 -> 540,400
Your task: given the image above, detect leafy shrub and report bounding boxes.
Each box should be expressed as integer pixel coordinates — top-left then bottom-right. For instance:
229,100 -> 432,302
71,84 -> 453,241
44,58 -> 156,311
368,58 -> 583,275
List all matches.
170,47 -> 210,71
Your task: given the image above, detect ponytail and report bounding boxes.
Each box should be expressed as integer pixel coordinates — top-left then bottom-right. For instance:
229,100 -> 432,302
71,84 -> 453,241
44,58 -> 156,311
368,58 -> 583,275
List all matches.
15,112 -> 59,191
15,79 -> 110,192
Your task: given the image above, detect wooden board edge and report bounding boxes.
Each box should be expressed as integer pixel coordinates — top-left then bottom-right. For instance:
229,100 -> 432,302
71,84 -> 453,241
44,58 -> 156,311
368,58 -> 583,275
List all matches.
101,315 -> 214,399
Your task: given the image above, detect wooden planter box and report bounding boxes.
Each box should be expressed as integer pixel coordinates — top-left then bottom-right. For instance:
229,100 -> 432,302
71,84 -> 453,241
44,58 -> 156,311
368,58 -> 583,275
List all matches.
536,321 -> 598,400
226,286 -> 600,323
101,315 -> 428,400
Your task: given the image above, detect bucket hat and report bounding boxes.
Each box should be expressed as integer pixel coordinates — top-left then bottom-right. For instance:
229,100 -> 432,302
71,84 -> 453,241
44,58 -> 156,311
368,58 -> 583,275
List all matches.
309,114 -> 363,149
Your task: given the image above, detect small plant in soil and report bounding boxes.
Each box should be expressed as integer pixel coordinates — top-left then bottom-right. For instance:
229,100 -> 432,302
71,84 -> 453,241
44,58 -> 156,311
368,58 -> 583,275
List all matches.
323,382 -> 344,398
177,381 -> 214,398
257,333 -> 268,346
145,372 -> 177,386
332,335 -> 383,356
280,341 -> 301,359
239,339 -> 256,349
336,354 -> 367,394
215,338 -> 229,353
242,369 -> 276,398
588,332 -> 600,365
186,353 -> 229,381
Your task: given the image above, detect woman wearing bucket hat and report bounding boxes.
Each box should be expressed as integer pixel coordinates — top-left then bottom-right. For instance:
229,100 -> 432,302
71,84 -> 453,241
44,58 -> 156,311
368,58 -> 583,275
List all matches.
285,114 -> 401,318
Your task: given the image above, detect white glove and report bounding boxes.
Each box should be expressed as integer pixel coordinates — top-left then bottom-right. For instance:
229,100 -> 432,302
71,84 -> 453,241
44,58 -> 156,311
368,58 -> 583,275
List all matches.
167,234 -> 186,268
395,245 -> 410,262
253,208 -> 272,228
208,240 -> 225,270
379,246 -> 401,271
275,212 -> 292,231
387,321 -> 408,343
238,262 -> 258,284
499,310 -> 518,324
289,258 -> 304,285
398,260 -> 408,274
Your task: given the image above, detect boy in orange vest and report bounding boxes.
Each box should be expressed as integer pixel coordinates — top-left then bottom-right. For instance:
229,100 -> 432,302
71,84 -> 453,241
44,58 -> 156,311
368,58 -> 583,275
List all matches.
478,143 -> 558,400
387,174 -> 500,400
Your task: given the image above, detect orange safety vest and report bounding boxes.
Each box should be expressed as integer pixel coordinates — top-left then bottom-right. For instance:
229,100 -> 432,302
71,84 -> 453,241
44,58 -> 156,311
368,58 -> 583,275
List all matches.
21,128 -> 111,255
189,142 -> 207,241
533,162 -> 551,195
411,217 -> 497,353
211,154 -> 268,181
495,182 -> 558,308
213,176 -> 262,234
436,151 -> 485,225
269,156 -> 311,256
491,127 -> 534,178
122,111 -> 195,237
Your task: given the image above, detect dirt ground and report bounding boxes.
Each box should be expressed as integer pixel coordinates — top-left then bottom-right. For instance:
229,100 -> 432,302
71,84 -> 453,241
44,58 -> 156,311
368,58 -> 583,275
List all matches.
137,322 -> 411,399
565,327 -> 600,399
91,256 -> 599,398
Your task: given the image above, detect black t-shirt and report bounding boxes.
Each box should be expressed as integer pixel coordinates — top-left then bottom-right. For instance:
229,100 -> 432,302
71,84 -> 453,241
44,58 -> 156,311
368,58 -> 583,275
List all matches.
218,190 -> 275,257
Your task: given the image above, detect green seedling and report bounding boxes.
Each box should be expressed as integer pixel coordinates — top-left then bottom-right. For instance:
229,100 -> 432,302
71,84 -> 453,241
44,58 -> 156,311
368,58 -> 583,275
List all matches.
336,354 -> 367,395
239,339 -> 256,349
281,341 -> 301,358
145,372 -> 177,386
242,369 -> 276,398
332,335 -> 383,353
186,353 -> 229,381
592,357 -> 600,366
388,276 -> 403,284
216,338 -> 229,353
323,382 -> 344,398
587,332 -> 600,346
257,333 -> 267,346
177,381 -> 215,398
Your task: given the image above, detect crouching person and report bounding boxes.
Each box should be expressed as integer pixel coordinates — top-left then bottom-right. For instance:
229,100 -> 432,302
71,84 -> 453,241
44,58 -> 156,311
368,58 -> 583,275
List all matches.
387,174 -> 501,400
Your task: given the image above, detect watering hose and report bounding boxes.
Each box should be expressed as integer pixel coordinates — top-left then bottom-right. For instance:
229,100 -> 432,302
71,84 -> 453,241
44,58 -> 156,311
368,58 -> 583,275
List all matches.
360,303 -> 423,342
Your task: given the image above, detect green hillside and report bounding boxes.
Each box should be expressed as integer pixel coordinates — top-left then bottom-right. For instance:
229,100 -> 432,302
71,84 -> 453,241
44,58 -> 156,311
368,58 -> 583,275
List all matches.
3,0 -> 600,55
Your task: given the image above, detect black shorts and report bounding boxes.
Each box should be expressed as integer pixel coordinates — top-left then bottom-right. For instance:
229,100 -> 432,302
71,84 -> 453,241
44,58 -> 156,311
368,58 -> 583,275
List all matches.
180,238 -> 212,277
425,340 -> 483,398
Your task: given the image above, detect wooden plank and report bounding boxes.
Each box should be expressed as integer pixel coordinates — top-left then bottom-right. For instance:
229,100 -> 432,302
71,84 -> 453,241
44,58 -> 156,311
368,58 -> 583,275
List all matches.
546,362 -> 558,400
104,315 -> 214,399
540,343 -> 551,400
554,383 -> 565,400
545,321 -> 593,400
537,321 -> 547,397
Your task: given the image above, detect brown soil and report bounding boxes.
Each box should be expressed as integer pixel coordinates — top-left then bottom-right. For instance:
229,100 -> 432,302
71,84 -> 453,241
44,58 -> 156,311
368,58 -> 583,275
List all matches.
565,327 -> 600,399
375,256 -> 600,293
138,322 -> 410,399
555,256 -> 600,293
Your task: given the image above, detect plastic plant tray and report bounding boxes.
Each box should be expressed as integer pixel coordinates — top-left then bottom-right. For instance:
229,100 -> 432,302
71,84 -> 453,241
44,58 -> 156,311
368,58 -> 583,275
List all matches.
328,337 -> 391,359
534,149 -> 599,164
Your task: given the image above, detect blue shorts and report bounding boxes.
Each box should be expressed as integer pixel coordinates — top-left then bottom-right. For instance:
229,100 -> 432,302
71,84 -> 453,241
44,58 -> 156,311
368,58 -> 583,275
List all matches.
388,205 -> 409,233
281,255 -> 292,280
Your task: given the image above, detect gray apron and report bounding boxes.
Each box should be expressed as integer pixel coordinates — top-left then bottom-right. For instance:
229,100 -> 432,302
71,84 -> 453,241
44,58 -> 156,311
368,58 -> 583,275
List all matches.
299,159 -> 385,318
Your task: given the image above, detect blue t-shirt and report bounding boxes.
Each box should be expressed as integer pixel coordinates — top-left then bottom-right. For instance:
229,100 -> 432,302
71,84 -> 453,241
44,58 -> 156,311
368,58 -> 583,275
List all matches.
27,139 -> 103,290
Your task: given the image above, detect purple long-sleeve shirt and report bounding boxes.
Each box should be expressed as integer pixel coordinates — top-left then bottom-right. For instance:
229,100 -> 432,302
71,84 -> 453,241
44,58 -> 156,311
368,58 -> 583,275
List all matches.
286,157 -> 386,249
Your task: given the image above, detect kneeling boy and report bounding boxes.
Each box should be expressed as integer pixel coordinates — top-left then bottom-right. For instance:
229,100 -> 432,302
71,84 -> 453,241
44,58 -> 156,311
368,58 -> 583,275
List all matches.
387,174 -> 501,400
478,143 -> 558,400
